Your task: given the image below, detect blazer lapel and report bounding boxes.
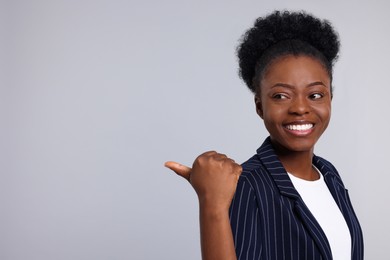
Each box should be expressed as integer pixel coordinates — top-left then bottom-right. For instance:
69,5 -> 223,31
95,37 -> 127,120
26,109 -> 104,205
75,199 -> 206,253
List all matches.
256,137 -> 333,260
313,155 -> 363,258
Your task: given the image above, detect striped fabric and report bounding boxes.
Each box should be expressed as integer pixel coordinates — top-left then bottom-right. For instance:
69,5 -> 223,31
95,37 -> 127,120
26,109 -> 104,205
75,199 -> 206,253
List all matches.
229,137 -> 364,260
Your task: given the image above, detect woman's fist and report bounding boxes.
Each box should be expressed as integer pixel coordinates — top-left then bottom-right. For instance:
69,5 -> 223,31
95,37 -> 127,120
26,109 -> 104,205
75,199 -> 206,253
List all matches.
165,151 -> 242,211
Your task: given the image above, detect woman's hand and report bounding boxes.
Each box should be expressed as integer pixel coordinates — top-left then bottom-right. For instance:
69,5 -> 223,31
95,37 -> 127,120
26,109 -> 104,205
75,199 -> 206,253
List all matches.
165,151 -> 242,211
165,152 -> 241,260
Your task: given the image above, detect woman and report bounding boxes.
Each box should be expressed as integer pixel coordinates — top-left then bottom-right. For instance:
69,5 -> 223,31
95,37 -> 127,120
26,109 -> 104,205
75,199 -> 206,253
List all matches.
165,11 -> 364,260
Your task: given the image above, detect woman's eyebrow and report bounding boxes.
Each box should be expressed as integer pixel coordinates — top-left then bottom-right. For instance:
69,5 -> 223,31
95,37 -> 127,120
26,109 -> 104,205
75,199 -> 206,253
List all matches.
307,81 -> 327,87
271,81 -> 327,89
271,83 -> 294,89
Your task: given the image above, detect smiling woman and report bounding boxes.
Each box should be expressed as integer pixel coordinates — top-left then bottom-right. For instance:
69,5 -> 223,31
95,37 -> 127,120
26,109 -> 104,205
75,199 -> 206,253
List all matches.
257,55 -> 332,173
165,10 -> 363,260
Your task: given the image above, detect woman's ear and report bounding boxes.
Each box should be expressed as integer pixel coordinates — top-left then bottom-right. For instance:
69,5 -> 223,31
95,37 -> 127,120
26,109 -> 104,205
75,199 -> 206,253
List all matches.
254,94 -> 264,119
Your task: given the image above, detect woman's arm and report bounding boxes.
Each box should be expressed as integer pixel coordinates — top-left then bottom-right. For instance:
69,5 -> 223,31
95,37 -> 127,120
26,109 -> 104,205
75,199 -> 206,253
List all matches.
165,151 -> 241,260
199,201 -> 236,260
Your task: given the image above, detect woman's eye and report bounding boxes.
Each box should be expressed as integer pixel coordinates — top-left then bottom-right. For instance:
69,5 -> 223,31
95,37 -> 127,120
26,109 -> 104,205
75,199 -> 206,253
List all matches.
310,93 -> 323,99
273,93 -> 288,99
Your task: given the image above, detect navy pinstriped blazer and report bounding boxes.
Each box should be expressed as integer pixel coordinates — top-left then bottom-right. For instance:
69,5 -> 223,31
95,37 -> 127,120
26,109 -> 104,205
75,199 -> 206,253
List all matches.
229,137 -> 364,260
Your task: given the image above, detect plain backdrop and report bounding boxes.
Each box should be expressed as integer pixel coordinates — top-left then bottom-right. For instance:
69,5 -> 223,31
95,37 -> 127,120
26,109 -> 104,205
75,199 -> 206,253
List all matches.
1,0 -> 389,259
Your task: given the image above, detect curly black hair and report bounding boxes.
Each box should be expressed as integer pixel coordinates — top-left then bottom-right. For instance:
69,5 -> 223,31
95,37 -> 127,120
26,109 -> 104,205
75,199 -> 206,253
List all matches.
237,10 -> 340,93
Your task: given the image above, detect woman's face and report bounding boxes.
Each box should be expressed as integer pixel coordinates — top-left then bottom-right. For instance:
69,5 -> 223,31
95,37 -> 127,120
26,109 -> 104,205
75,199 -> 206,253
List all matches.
255,55 -> 332,154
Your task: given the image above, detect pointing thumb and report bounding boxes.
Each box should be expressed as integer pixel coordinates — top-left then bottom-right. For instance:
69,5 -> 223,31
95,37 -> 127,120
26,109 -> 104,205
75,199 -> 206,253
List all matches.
164,161 -> 191,181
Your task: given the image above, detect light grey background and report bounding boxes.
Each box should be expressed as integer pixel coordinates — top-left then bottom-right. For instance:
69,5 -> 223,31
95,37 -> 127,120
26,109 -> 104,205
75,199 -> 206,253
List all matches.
1,0 -> 389,259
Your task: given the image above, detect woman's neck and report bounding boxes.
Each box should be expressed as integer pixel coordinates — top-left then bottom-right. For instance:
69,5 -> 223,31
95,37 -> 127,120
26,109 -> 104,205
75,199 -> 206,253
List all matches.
276,150 -> 319,181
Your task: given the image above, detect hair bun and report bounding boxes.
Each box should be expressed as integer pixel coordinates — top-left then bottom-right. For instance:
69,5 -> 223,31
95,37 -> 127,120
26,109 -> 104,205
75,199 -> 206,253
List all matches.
237,10 -> 340,92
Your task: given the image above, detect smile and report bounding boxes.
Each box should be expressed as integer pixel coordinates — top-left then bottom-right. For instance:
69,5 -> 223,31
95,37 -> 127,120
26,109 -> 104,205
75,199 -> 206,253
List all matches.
285,124 -> 314,131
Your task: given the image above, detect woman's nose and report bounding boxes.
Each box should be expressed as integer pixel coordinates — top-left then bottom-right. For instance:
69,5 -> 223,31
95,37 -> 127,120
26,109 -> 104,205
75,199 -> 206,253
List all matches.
288,96 -> 310,115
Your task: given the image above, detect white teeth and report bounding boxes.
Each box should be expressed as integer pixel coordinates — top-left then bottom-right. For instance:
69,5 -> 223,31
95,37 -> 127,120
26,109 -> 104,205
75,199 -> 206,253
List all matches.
286,124 -> 313,131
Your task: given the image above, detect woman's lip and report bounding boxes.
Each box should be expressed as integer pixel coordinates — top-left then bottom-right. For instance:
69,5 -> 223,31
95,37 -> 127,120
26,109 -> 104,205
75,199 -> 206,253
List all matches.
283,123 -> 314,136
284,120 -> 314,125
284,123 -> 314,131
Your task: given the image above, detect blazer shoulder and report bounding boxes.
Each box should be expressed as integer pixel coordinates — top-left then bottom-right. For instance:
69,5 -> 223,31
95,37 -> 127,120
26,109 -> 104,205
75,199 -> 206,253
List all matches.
314,155 -> 347,187
241,153 -> 261,171
313,155 -> 340,176
239,153 -> 272,188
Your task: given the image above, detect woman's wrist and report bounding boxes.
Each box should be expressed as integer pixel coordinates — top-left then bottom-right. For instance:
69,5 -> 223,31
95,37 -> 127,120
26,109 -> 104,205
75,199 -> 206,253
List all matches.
199,200 -> 230,221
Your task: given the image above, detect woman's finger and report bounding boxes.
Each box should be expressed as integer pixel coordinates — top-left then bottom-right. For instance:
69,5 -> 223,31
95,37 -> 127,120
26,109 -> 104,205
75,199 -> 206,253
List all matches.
164,161 -> 192,181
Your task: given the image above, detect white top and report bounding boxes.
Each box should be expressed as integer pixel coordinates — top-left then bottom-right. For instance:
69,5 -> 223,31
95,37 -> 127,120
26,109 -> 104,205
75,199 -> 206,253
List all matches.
288,168 -> 351,260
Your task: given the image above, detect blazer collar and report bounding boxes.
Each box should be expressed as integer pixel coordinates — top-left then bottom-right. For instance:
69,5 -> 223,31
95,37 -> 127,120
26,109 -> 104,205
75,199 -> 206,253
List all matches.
256,137 -> 333,259
256,137 -> 301,199
256,137 -> 340,199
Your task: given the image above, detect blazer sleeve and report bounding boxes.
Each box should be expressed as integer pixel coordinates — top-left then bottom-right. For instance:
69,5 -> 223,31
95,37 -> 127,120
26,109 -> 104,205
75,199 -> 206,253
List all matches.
229,176 -> 261,260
